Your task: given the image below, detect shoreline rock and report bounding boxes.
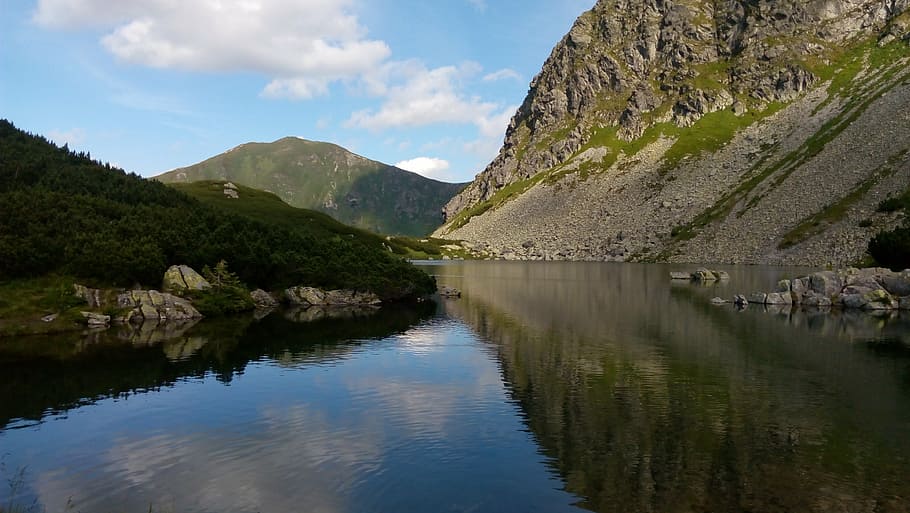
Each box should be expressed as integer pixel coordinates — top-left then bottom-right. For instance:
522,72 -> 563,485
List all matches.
670,269 -> 730,282
284,286 -> 382,307
738,268 -> 910,311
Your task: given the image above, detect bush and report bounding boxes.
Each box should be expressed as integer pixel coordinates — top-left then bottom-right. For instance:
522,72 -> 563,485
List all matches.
869,226 -> 910,271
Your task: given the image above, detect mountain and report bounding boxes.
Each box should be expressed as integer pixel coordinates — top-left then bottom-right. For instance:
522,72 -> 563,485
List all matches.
156,137 -> 465,237
0,120 -> 435,299
435,0 -> 910,267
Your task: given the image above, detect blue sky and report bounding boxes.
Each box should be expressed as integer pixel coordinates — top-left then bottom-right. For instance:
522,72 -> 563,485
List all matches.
1,0 -> 593,182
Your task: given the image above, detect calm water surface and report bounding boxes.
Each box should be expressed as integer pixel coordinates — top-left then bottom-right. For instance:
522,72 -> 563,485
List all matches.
1,262 -> 909,513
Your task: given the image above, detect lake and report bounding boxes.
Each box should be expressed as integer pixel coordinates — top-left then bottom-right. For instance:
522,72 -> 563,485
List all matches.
1,262 -> 909,513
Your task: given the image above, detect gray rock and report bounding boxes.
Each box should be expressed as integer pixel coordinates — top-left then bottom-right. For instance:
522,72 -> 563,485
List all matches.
809,271 -> 842,297
117,290 -> 203,324
285,286 -> 381,306
693,268 -> 718,282
765,292 -> 793,305
73,284 -> 104,308
802,292 -> 832,308
881,274 -> 910,296
41,313 -> 59,323
749,292 -> 768,305
733,294 -> 749,307
439,286 -> 462,298
711,297 -> 728,305
162,265 -> 211,294
250,289 -> 278,308
81,311 -> 111,327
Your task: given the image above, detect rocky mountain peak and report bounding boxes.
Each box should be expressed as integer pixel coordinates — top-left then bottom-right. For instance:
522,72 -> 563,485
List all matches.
443,0 -> 910,221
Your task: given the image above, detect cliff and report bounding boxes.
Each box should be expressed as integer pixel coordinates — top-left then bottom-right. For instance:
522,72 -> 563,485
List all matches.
436,0 -> 910,266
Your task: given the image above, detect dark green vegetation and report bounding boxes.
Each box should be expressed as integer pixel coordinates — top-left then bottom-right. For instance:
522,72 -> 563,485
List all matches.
156,137 -> 465,236
170,180 -> 460,260
0,120 -> 435,303
870,186 -> 910,270
0,276 -> 87,337
190,261 -> 255,316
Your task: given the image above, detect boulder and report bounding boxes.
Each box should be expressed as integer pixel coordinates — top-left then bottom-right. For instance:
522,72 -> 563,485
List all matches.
693,268 -> 718,282
861,289 -> 898,311
809,271 -> 842,297
439,286 -> 462,298
711,297 -> 728,305
765,292 -> 793,305
81,311 -> 110,327
162,265 -> 211,294
285,286 -> 381,306
117,290 -> 202,324
73,284 -> 104,308
250,289 -> 278,308
802,292 -> 832,308
776,280 -> 792,293
733,294 -> 749,307
749,292 -> 768,305
881,274 -> 910,297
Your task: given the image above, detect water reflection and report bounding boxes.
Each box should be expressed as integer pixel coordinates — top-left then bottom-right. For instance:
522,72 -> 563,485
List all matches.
0,303 -> 435,428
431,262 -> 910,513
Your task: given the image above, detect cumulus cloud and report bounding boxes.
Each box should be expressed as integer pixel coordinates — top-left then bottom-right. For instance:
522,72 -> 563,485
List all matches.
33,0 -> 390,99
394,157 -> 454,181
483,68 -> 522,82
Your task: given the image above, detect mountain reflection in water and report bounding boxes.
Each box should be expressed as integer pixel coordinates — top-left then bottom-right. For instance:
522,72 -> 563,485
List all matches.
1,262 -> 909,513
434,262 -> 910,513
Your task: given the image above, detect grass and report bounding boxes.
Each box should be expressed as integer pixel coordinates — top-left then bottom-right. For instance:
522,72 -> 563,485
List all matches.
0,276 -> 90,337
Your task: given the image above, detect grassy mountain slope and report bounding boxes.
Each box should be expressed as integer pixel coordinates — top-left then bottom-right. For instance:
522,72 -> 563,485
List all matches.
170,180 -> 461,260
436,1 -> 910,267
0,120 -> 435,299
157,137 -> 465,237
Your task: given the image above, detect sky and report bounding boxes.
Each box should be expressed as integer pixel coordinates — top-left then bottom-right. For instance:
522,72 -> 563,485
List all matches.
0,0 -> 594,183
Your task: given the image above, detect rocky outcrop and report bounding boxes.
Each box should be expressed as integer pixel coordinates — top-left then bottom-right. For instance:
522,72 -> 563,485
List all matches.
436,0 -> 910,267
116,290 -> 203,324
742,268 -> 910,311
438,286 -> 462,298
284,287 -> 382,307
162,265 -> 211,294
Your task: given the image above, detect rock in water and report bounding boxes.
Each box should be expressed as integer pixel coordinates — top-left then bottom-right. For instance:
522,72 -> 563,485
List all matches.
162,265 -> 211,294
117,290 -> 203,324
250,289 -> 278,308
284,286 -> 381,306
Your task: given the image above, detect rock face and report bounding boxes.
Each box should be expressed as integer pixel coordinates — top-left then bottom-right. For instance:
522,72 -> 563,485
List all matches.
436,0 -> 910,266
116,290 -> 203,324
162,265 -> 211,294
744,268 -> 910,310
284,287 -> 382,307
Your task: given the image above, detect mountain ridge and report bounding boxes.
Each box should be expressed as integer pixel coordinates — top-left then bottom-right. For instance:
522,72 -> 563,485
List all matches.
436,0 -> 910,266
157,137 -> 465,237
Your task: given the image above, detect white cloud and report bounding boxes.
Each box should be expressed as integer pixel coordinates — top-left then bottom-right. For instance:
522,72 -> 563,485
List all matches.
48,127 -> 86,147
348,63 -> 497,130
33,0 -> 391,99
483,68 -> 522,82
394,157 -> 454,181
